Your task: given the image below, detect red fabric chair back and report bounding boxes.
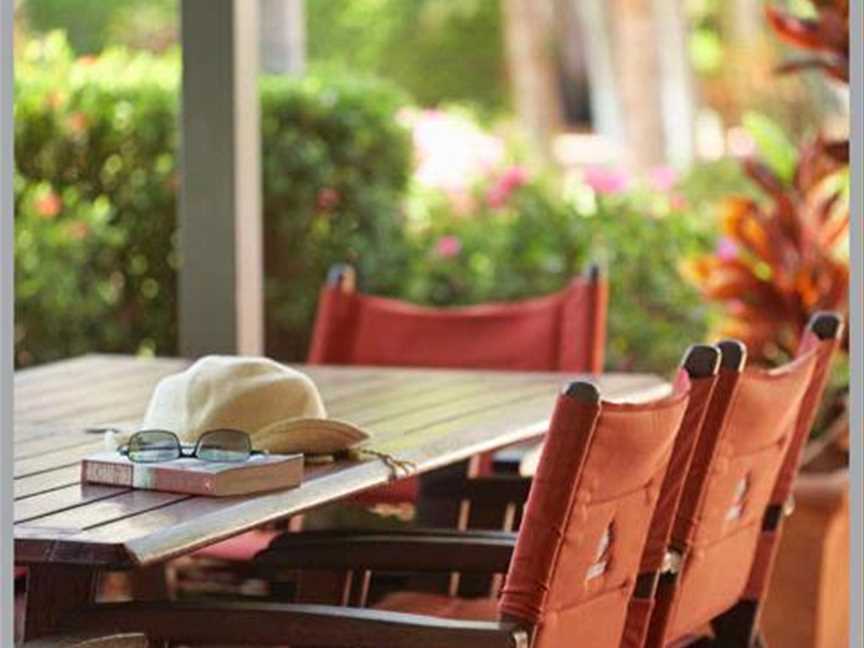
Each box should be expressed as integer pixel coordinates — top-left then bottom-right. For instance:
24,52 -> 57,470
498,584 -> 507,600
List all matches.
734,313 -> 844,639
498,375 -> 691,648
647,313 -> 843,646
308,265 -> 608,373
620,347 -> 722,648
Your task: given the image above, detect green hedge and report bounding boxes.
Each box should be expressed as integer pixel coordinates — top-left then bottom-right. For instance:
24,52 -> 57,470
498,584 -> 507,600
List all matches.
15,35 -> 725,374
397,176 -> 717,372
14,35 -> 412,366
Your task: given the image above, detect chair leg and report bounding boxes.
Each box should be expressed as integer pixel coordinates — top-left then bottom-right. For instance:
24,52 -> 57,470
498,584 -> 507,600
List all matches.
710,600 -> 762,648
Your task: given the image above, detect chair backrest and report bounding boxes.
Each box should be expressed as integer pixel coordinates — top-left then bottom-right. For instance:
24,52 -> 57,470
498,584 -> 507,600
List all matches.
308,264 -> 608,372
620,346 -> 722,648
647,312 -> 843,647
498,352 -> 697,648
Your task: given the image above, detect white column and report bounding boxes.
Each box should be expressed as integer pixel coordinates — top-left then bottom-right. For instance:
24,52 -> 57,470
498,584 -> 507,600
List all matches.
179,0 -> 264,357
1,0 -> 16,643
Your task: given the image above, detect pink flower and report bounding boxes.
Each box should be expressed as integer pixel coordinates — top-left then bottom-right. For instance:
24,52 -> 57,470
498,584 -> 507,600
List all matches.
486,185 -> 508,209
716,237 -> 739,261
727,127 -> 757,158
66,221 -> 90,240
316,187 -> 340,210
66,112 -> 89,135
583,166 -> 630,195
434,235 -> 462,259
669,193 -> 689,211
35,191 -> 62,219
486,165 -> 529,209
498,165 -> 529,191
647,166 -> 679,192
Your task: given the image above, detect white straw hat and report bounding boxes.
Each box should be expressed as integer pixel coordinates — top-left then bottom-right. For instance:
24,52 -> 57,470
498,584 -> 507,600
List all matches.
141,355 -> 370,456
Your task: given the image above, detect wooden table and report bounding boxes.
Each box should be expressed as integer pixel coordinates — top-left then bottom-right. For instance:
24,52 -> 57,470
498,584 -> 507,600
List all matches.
13,354 -> 667,639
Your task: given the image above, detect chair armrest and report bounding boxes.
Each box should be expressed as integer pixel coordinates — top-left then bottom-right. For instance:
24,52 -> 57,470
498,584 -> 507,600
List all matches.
256,529 -> 517,574
422,475 -> 533,506
65,601 -> 530,648
20,631 -> 148,647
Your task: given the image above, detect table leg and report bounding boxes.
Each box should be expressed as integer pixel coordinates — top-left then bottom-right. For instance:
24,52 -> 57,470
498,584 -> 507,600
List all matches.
21,564 -> 99,641
129,564 -> 171,602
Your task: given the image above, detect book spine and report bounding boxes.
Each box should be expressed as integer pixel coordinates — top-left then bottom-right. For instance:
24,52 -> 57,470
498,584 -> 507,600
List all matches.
132,465 -> 216,496
82,459 -> 133,487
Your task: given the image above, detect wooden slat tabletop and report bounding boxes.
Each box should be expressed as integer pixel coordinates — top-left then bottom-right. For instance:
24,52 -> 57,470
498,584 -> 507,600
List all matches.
13,354 -> 669,570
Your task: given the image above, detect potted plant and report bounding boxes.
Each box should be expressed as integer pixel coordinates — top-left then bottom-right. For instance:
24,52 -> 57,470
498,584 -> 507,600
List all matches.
684,2 -> 849,645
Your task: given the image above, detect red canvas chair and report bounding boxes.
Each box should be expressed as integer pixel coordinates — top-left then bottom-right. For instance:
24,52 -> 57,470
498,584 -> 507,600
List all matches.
310,262 -> 608,506
309,263 -> 607,373
638,312 -> 843,648
249,357 -> 697,645
55,349 -> 717,647
183,263 -> 608,590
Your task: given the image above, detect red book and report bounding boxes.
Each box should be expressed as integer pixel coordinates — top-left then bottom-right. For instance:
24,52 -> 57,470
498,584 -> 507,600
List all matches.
81,451 -> 303,497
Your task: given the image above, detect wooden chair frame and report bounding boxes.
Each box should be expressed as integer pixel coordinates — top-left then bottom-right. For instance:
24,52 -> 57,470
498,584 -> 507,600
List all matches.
19,631 -> 149,648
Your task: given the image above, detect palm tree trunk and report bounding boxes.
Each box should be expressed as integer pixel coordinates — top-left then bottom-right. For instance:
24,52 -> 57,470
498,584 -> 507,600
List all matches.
502,0 -> 564,165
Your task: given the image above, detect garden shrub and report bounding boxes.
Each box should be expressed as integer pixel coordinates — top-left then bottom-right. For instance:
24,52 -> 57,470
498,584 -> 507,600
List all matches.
15,33 -> 725,375
14,34 -> 412,366
400,169 -> 717,372
260,74 -> 412,360
14,36 -> 179,366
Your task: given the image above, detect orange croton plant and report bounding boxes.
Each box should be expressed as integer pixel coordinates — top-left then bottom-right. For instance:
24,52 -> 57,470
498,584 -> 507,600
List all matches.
686,0 -> 850,366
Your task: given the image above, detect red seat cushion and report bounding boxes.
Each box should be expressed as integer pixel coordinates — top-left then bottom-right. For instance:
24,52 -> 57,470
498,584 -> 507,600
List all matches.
375,590 -> 497,621
15,567 -> 26,580
192,530 -> 280,562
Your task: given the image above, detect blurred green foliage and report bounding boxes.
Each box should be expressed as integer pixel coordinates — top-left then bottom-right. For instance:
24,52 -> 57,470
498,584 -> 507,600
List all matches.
742,111 -> 799,185
260,74 -> 413,360
307,0 -> 507,115
22,0 -> 177,54
14,35 -> 179,365
21,0 -> 508,114
14,33 -> 412,366
399,174 -> 718,372
15,33 -> 742,375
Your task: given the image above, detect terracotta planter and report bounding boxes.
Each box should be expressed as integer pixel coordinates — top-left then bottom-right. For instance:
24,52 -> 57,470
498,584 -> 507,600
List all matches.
762,451 -> 849,648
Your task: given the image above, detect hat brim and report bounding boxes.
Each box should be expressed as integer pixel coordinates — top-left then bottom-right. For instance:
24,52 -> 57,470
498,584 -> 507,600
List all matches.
253,417 -> 370,455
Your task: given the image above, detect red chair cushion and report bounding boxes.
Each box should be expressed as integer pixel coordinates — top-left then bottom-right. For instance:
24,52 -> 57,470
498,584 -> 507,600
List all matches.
192,530 -> 280,562
375,590 -> 497,620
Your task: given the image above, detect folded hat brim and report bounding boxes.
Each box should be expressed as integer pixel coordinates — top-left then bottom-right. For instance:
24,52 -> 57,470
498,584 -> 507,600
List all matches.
253,417 -> 370,455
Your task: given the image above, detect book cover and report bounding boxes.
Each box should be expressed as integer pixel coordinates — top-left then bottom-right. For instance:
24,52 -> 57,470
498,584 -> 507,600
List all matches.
81,451 -> 303,497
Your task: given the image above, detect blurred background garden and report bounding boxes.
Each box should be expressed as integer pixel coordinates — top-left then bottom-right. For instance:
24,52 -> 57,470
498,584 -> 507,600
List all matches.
11,0 -> 849,394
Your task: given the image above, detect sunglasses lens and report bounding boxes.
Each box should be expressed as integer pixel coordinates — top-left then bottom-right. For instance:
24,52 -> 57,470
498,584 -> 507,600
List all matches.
196,429 -> 252,463
128,430 -> 181,463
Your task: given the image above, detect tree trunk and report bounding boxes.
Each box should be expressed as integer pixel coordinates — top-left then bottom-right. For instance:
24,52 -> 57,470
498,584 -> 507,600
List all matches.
501,0 -> 564,165
577,0 -> 695,169
609,0 -> 666,169
260,0 -> 306,76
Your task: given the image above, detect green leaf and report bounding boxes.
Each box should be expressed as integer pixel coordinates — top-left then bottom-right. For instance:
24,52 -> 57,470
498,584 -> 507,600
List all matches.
742,112 -> 798,185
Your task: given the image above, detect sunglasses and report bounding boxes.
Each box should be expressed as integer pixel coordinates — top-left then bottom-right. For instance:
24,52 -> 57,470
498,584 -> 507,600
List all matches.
119,428 -> 264,464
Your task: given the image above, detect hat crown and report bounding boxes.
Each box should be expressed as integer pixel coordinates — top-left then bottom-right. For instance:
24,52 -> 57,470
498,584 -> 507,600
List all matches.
142,355 -> 327,444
